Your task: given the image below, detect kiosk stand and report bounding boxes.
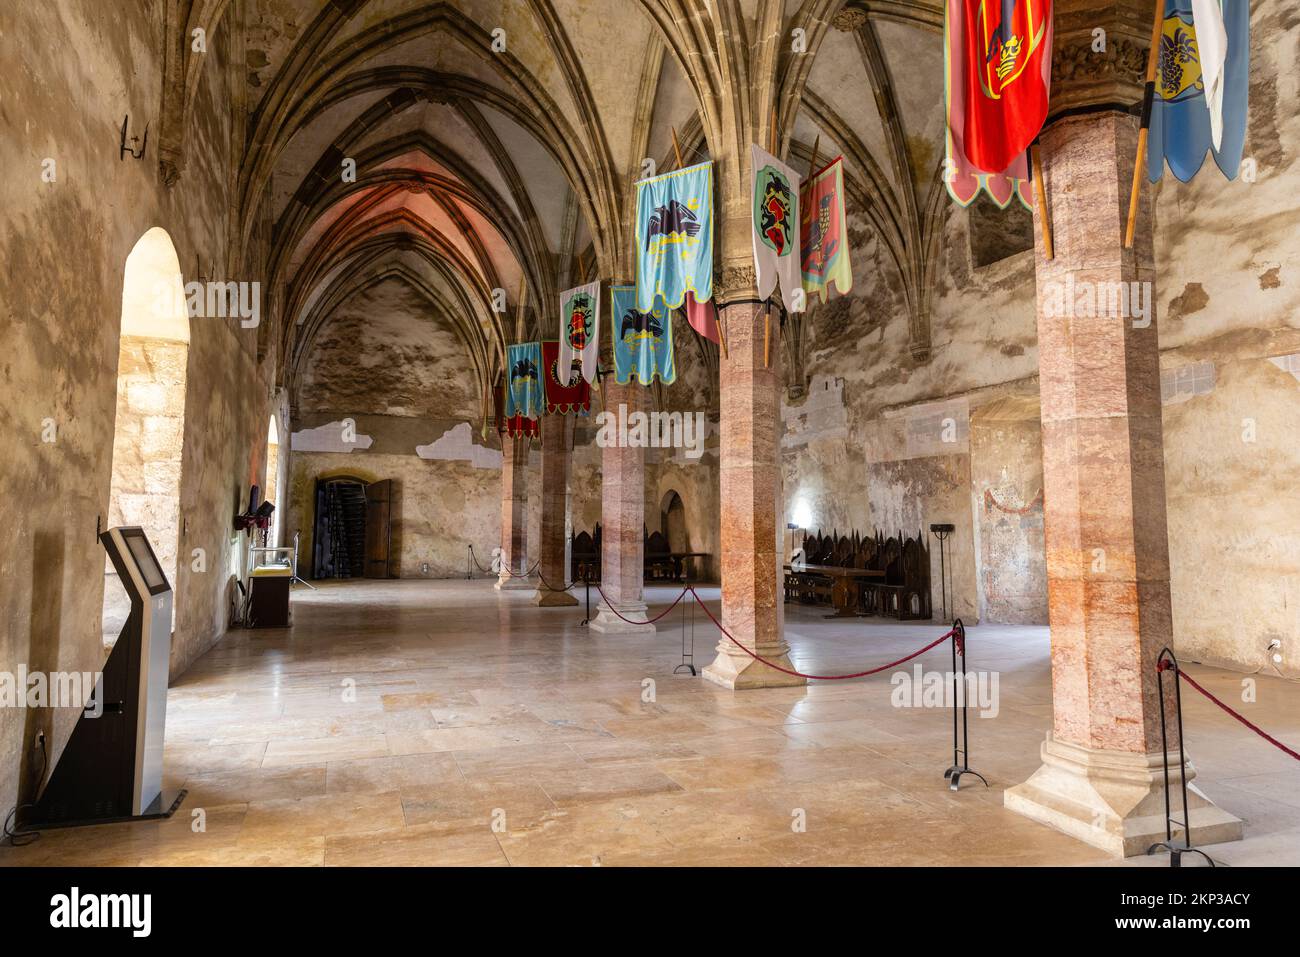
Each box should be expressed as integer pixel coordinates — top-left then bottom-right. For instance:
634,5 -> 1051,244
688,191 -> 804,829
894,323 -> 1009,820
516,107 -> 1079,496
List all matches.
22,526 -> 185,829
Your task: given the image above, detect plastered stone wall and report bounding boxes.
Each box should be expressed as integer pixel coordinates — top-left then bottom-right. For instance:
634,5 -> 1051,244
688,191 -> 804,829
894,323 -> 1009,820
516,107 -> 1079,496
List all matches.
0,2 -> 275,817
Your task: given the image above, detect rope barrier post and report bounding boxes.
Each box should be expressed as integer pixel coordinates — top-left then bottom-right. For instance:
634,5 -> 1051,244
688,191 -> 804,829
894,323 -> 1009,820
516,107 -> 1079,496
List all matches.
673,585 -> 697,676
943,619 -> 988,792
467,545 -> 473,581
1147,648 -> 1215,867
580,570 -> 591,628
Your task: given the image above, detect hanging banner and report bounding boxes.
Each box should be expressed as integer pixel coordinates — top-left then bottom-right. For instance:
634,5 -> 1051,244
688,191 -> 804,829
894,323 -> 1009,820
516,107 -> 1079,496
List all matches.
610,284 -> 676,385
683,291 -> 720,345
1147,0 -> 1249,183
751,144 -> 803,311
799,157 -> 853,304
504,342 -> 544,420
557,281 -> 601,384
633,161 -> 714,312
542,340 -> 591,415
495,382 -> 539,439
943,0 -> 1054,209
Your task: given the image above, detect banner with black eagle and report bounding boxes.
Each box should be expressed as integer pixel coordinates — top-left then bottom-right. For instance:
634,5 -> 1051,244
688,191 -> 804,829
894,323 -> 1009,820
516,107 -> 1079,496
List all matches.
1147,0 -> 1249,183
944,0 -> 1054,209
633,161 -> 714,313
800,157 -> 853,303
751,144 -> 804,311
557,282 -> 601,384
504,342 -> 544,421
610,284 -> 676,385
542,340 -> 591,415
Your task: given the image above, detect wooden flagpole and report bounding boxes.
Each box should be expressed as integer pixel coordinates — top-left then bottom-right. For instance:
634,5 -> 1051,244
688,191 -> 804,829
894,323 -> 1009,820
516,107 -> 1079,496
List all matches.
671,125 -> 727,359
1126,0 -> 1166,249
1030,142 -> 1053,260
763,106 -> 778,368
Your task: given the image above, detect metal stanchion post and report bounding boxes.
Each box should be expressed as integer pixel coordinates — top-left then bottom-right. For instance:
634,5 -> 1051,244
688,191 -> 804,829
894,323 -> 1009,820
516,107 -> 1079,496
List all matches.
1147,648 -> 1215,867
674,587 -> 696,676
943,619 -> 988,791
467,545 -> 473,580
580,571 -> 591,627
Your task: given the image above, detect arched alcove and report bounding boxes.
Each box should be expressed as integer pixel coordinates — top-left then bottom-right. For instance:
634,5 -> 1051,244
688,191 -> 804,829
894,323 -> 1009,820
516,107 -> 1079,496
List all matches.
660,489 -> 687,553
103,227 -> 189,643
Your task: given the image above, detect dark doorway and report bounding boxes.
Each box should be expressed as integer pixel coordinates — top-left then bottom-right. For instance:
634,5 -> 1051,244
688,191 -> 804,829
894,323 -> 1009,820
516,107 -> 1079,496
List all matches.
312,478 -> 368,579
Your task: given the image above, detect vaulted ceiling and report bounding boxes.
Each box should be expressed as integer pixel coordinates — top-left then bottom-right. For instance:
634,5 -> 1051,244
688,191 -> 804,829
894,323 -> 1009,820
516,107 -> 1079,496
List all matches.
164,0 -> 951,423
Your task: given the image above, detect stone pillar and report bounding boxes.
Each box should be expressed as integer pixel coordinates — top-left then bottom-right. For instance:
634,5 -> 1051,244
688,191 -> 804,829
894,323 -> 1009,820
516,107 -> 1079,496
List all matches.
1003,111 -> 1241,856
495,434 -> 532,590
533,413 -> 577,606
590,380 -> 654,633
702,301 -> 804,689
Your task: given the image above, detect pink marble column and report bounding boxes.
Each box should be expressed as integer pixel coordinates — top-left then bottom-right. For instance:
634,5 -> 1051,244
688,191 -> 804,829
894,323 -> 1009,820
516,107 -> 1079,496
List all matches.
495,434 -> 532,590
590,380 -> 653,633
1004,111 -> 1240,855
533,413 -> 577,606
701,302 -> 804,689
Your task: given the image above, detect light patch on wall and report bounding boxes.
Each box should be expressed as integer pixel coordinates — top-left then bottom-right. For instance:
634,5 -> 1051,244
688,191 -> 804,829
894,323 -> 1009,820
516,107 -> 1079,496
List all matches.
291,421 -> 374,453
1268,352 -> 1300,384
1161,360 -> 1216,405
888,398 -> 970,458
415,422 -> 502,469
781,374 -> 848,448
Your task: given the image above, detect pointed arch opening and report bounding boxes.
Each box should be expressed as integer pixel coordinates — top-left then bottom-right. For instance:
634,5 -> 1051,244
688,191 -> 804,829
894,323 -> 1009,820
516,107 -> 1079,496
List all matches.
103,227 -> 189,644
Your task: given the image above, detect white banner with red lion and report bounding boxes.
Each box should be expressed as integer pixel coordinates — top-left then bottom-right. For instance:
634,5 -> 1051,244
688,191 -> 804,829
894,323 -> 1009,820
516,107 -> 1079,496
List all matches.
557,281 -> 601,384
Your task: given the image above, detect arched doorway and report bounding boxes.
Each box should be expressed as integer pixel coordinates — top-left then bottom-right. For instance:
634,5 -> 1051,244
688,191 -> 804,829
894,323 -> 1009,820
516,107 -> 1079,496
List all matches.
103,227 -> 189,643
264,416 -> 281,548
660,490 -> 688,553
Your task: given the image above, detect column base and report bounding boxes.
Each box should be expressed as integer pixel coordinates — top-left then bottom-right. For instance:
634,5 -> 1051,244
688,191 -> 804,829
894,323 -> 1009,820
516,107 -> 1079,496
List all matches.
702,641 -> 807,690
589,599 -> 655,634
533,586 -> 578,607
1004,733 -> 1243,858
495,574 -> 535,591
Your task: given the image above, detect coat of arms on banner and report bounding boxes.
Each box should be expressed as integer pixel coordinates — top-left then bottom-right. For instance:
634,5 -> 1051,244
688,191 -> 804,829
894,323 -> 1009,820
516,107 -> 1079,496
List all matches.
634,161 -> 714,312
557,281 -> 601,384
799,157 -> 853,303
542,340 -> 591,415
750,144 -> 803,310
610,284 -> 676,385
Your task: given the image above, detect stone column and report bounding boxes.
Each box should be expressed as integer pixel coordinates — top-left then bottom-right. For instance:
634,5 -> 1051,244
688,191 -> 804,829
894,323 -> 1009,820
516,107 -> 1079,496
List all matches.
533,413 -> 577,606
1003,111 -> 1240,856
590,380 -> 654,633
701,300 -> 804,689
495,434 -> 532,590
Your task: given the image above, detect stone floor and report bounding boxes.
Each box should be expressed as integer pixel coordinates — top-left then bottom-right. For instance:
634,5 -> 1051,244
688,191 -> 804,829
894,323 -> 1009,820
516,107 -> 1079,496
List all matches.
3,579 -> 1298,866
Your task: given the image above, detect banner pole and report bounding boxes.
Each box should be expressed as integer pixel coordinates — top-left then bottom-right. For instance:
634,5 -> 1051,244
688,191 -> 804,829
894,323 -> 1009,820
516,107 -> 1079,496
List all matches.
1126,0 -> 1165,249
762,107 -> 777,369
1030,142 -> 1054,260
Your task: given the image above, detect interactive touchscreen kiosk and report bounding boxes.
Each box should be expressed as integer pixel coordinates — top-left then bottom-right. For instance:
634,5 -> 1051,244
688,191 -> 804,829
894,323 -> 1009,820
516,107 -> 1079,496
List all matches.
26,527 -> 185,827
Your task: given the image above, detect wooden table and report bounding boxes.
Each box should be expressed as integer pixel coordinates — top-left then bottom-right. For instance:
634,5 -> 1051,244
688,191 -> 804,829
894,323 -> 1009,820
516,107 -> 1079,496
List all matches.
784,563 -> 884,618
670,551 -> 710,582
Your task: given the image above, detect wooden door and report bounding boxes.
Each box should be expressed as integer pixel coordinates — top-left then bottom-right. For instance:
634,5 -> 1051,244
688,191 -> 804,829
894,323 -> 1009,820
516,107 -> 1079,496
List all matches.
363,480 -> 393,578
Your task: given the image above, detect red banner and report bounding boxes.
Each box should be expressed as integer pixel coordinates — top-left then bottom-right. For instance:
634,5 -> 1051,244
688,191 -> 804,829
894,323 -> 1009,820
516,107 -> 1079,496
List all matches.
542,340 -> 591,415
948,0 -> 1052,175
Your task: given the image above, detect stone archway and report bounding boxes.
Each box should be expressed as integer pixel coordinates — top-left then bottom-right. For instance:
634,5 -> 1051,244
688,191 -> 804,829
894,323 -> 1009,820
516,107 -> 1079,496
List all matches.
660,489 -> 688,553
103,227 -> 190,643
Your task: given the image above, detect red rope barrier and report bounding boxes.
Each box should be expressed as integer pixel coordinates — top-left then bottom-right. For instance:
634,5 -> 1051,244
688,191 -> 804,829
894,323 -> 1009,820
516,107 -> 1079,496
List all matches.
688,586 -> 953,681
593,583 -> 692,624
1174,668 -> 1300,762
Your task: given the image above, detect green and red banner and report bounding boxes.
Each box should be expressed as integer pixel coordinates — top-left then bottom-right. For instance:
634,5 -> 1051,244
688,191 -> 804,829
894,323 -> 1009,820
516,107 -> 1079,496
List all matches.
799,157 -> 852,304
